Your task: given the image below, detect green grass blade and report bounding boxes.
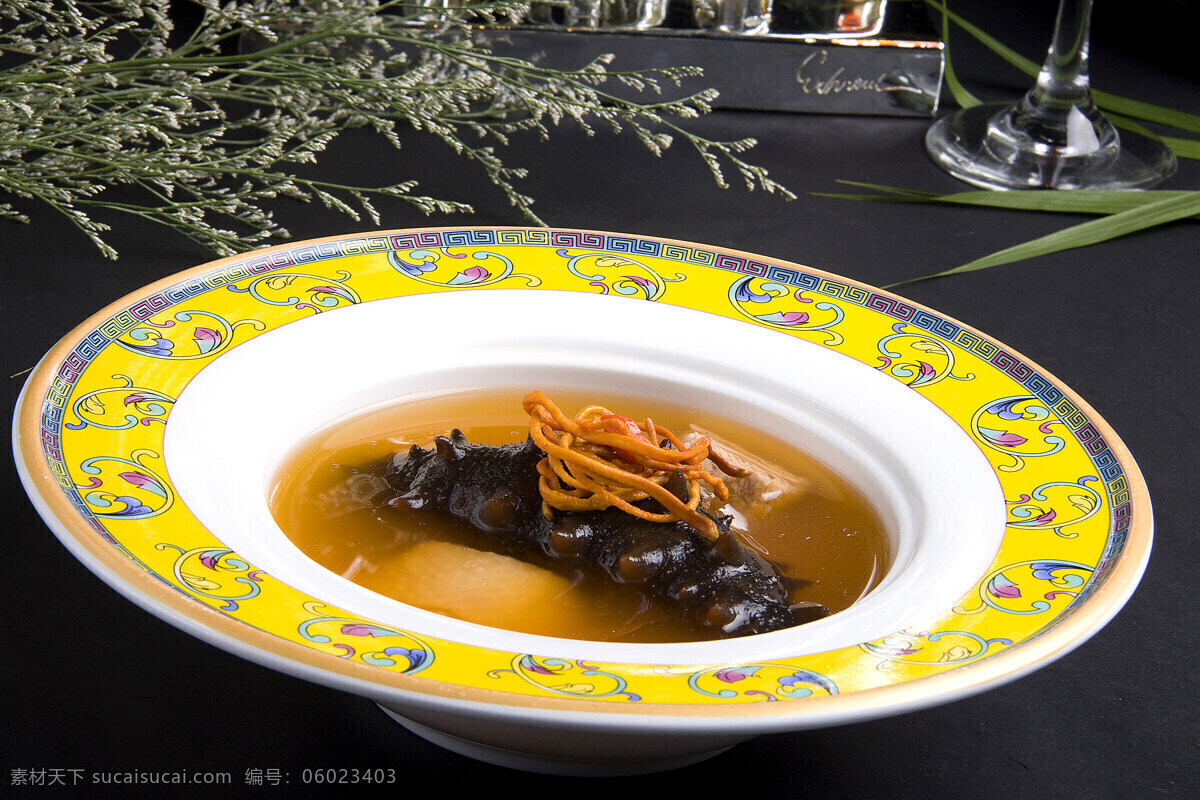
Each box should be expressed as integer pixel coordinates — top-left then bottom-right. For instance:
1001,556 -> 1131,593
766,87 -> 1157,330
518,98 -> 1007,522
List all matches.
933,190 -> 1197,215
888,190 -> 1200,286
1107,115 -> 1200,161
929,0 -> 980,109
831,180 -> 942,199
929,0 -> 1039,74
811,193 -> 930,204
1093,92 -> 1200,136
823,181 -> 1199,216
1160,136 -> 1200,160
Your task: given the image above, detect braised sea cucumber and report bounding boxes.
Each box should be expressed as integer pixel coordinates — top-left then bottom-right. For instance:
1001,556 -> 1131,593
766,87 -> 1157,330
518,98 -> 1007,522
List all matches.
381,429 -> 828,638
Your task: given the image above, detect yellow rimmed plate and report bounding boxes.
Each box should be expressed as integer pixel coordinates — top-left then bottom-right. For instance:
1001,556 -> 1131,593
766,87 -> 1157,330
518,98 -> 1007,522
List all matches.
13,227 -> 1152,776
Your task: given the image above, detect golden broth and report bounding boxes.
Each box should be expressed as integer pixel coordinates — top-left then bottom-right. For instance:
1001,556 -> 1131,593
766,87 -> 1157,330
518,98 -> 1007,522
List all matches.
270,388 -> 890,643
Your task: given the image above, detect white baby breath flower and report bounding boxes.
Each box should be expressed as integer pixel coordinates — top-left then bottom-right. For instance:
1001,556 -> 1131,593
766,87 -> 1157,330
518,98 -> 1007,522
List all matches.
0,0 -> 792,258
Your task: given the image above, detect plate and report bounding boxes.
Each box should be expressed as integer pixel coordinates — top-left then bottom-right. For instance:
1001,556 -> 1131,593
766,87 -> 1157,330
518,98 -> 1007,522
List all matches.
13,227 -> 1152,774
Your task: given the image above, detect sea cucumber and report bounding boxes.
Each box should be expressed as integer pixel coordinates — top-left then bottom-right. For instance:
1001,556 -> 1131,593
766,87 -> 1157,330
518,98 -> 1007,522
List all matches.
378,430 -> 827,638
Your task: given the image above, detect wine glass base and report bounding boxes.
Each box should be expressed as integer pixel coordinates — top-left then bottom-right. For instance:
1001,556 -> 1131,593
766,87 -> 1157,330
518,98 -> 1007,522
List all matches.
926,102 -> 1177,190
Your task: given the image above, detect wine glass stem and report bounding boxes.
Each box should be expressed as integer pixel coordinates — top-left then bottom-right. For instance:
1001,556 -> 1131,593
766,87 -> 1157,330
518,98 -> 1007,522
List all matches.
1033,0 -> 1093,108
996,0 -> 1114,158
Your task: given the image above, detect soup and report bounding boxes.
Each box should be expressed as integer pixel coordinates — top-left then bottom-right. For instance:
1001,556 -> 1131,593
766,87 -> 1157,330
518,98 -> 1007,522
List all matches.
270,388 -> 890,643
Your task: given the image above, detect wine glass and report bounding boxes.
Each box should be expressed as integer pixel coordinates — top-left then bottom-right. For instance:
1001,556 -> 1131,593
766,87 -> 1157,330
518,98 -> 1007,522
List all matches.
924,0 -> 1177,190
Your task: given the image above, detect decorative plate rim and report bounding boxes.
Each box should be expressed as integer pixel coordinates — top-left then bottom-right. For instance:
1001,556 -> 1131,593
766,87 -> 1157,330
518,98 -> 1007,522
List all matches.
13,226 -> 1153,724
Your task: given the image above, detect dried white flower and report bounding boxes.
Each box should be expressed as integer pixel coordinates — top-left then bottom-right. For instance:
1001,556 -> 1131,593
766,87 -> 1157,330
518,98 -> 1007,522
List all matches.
0,0 -> 793,257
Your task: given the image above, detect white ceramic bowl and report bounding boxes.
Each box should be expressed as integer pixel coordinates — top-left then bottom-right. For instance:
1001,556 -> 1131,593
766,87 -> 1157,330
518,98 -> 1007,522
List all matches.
14,228 -> 1152,776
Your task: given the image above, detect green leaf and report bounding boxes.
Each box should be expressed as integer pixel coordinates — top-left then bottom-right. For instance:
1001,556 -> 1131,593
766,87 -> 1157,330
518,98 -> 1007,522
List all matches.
928,189 -> 1198,216
928,0 -> 980,110
820,181 -> 1200,218
1094,93 -> 1200,137
1159,136 -> 1200,161
829,180 -> 941,199
888,190 -> 1200,286
1106,115 -> 1200,161
928,0 -> 1040,77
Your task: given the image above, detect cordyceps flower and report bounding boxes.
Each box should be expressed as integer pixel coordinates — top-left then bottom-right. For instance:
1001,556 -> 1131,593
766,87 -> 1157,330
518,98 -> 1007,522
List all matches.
522,390 -> 730,540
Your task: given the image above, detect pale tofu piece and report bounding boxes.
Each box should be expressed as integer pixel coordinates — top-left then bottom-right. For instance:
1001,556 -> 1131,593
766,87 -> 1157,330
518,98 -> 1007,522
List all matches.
358,540 -> 577,633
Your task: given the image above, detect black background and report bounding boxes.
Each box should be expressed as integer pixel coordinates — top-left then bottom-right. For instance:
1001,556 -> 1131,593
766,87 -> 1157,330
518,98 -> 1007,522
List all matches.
5,1 -> 1197,796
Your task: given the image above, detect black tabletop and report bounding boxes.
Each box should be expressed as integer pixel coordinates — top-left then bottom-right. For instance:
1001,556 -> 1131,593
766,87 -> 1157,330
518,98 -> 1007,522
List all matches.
6,1 -> 1197,796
